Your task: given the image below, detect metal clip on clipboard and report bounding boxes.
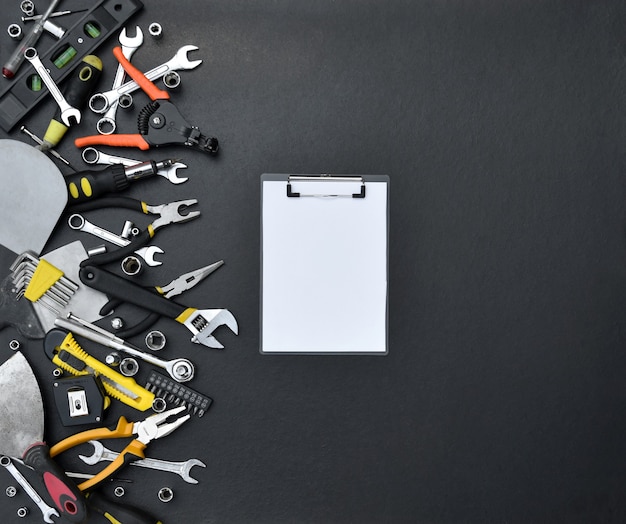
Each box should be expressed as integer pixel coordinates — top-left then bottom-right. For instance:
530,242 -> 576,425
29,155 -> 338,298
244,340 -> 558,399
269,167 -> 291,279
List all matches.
286,175 -> 366,198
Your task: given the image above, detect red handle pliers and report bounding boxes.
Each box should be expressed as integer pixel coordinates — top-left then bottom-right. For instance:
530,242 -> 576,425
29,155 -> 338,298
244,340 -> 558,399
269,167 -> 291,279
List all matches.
75,47 -> 219,154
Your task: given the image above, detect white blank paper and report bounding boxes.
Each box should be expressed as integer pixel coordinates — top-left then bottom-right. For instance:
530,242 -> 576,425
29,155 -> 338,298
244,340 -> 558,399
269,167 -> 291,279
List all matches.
261,175 -> 388,354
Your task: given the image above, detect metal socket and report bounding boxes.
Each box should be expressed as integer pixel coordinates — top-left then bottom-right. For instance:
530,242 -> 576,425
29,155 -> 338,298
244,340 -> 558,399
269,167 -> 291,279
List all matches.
120,358 -> 139,377
145,330 -> 166,351
148,22 -> 162,39
121,255 -> 142,276
8,24 -> 23,40
20,0 -> 35,16
158,487 -> 173,503
163,71 -> 180,89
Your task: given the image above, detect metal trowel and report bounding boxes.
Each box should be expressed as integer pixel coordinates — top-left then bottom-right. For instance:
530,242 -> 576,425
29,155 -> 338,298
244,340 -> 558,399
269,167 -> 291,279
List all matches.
0,139 -> 68,255
0,351 -> 88,522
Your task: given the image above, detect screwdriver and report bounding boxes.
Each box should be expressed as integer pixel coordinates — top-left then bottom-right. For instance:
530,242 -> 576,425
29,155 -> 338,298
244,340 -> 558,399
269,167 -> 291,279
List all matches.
2,0 -> 61,78
65,159 -> 181,203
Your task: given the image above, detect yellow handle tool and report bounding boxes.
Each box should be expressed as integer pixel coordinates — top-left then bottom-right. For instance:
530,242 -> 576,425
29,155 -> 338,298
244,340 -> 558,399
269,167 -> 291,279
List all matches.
45,329 -> 154,412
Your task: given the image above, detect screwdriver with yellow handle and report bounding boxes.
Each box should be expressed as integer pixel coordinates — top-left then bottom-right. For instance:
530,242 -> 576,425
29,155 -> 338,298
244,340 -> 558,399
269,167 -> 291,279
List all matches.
39,55 -> 103,151
65,159 -> 180,202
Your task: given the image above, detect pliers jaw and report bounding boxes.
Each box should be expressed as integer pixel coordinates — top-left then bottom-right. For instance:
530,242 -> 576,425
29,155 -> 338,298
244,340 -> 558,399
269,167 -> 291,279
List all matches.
138,100 -> 219,154
134,405 -> 190,445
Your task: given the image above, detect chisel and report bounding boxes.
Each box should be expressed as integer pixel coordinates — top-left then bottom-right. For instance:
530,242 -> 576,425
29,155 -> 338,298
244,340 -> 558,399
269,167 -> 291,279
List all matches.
65,158 -> 180,203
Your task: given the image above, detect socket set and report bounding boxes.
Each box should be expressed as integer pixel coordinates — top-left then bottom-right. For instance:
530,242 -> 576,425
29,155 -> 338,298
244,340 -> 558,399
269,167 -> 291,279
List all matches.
145,370 -> 213,417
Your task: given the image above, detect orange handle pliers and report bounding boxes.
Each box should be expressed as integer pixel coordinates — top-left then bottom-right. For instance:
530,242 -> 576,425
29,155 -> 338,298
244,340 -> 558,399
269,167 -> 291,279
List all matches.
49,406 -> 190,491
75,47 -> 219,154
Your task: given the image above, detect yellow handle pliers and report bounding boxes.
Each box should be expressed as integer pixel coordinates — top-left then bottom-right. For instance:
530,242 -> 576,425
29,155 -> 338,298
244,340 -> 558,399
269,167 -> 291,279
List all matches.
50,406 -> 190,491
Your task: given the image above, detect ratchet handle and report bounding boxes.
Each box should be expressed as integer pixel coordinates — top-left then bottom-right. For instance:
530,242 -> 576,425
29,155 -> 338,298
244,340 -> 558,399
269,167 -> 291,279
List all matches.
75,133 -> 151,150
113,46 -> 169,101
23,443 -> 89,523
65,164 -> 129,202
80,265 -> 187,320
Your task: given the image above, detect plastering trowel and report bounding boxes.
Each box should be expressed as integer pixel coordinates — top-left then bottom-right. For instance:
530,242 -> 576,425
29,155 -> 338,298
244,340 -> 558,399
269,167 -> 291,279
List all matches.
0,139 -> 68,255
0,351 -> 88,522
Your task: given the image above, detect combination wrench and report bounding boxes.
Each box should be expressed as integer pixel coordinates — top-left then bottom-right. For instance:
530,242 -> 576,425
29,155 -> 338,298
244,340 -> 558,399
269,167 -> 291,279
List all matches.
81,146 -> 188,184
68,213 -> 163,266
78,441 -> 206,484
0,456 -> 59,523
24,47 -> 81,126
89,45 -> 202,113
97,26 -> 143,135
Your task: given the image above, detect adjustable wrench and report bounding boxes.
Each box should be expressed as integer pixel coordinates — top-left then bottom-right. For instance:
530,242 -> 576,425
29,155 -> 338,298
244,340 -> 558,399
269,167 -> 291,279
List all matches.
0,456 -> 59,523
24,47 -> 81,126
89,45 -> 202,113
81,146 -> 188,184
97,26 -> 143,135
79,441 -> 206,484
68,213 -> 163,266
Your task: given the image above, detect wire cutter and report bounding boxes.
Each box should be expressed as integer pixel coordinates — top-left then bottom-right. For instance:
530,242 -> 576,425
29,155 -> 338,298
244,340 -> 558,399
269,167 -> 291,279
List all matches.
69,196 -> 200,267
49,406 -> 190,491
75,46 -> 218,154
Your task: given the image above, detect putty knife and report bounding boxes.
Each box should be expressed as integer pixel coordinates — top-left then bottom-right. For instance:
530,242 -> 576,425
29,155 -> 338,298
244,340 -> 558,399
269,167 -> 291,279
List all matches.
0,351 -> 88,522
0,139 -> 68,255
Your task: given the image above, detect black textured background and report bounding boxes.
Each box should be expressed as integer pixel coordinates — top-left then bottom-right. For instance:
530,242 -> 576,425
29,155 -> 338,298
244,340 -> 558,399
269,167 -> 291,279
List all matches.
0,1 -> 625,522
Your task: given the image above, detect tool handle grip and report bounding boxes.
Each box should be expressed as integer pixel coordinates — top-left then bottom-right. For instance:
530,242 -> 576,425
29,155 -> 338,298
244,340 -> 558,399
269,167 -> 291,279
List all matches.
42,56 -> 103,149
79,265 -> 187,319
77,440 -> 146,491
87,491 -> 162,524
113,46 -> 169,101
65,164 -> 129,202
75,133 -> 151,150
23,443 -> 89,523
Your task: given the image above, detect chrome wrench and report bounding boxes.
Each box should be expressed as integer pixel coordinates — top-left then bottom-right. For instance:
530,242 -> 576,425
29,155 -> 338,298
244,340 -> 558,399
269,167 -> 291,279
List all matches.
68,214 -> 163,266
24,47 -> 81,126
89,45 -> 202,113
81,146 -> 188,184
0,456 -> 59,523
79,441 -> 206,484
97,26 -> 144,135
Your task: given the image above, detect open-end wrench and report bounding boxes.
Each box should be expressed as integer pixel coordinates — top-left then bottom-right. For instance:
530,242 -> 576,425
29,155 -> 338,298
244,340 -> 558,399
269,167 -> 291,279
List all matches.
97,26 -> 144,135
0,456 -> 59,523
81,146 -> 188,184
89,45 -> 202,114
68,213 -> 163,266
24,47 -> 81,126
78,441 -> 206,484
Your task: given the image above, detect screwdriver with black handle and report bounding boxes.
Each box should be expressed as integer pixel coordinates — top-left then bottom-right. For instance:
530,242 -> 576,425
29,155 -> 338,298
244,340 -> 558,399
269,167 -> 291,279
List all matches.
65,159 -> 180,203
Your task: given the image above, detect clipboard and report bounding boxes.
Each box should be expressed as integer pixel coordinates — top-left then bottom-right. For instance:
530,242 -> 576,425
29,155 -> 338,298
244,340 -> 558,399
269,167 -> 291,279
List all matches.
260,174 -> 389,354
